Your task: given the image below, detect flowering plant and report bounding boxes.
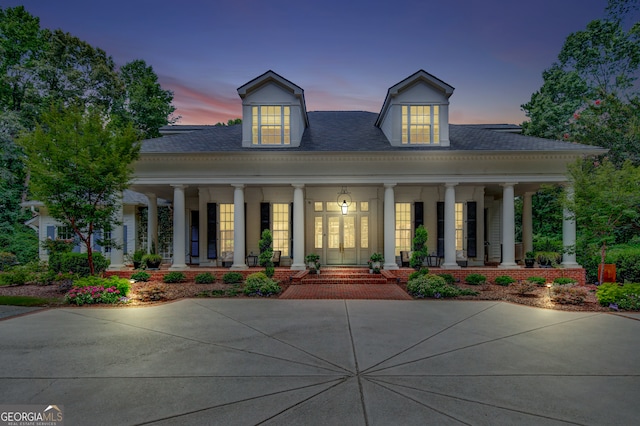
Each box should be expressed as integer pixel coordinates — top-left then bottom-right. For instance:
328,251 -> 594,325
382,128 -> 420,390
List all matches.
65,285 -> 123,305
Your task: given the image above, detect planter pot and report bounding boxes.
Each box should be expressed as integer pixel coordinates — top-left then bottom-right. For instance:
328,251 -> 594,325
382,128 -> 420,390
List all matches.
146,260 -> 161,269
524,258 -> 535,268
133,261 -> 142,269
372,261 -> 381,270
598,264 -> 616,283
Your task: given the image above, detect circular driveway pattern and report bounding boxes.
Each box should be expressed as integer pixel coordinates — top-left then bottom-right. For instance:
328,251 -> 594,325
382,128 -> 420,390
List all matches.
0,300 -> 638,425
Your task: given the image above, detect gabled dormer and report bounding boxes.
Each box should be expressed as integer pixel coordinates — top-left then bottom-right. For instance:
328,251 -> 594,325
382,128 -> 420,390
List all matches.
237,71 -> 308,148
375,70 -> 454,147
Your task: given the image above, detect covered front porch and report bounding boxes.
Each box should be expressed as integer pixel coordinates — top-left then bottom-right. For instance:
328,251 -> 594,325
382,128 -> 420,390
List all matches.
106,179 -> 579,275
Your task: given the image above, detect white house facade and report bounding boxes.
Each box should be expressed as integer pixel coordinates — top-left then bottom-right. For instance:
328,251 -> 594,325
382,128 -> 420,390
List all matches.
34,70 -> 606,272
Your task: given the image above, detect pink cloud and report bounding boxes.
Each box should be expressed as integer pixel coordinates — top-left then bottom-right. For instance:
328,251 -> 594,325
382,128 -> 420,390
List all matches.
159,76 -> 242,124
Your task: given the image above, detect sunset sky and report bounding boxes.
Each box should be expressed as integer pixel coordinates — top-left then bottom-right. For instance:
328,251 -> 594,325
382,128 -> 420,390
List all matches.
5,0 -> 619,125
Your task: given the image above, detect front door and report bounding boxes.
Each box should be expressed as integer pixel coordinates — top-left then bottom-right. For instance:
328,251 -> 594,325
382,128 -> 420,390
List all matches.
326,215 -> 357,264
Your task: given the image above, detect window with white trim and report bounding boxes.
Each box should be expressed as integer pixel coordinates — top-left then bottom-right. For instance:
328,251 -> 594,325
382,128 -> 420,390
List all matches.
395,203 -> 411,255
455,202 -> 464,250
219,204 -> 234,253
401,105 -> 440,144
272,203 -> 289,254
252,105 -> 290,145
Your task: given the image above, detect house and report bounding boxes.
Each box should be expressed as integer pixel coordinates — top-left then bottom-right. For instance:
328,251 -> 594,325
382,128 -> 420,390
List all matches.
34,70 -> 606,271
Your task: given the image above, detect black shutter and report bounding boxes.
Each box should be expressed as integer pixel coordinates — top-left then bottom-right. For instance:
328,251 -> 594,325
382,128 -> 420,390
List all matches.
414,202 -> 424,229
260,203 -> 270,234
467,202 -> 477,258
191,210 -> 199,258
207,203 -> 217,259
437,202 -> 444,257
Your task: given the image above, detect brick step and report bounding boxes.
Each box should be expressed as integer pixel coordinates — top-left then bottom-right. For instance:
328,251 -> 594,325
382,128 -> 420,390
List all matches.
301,278 -> 390,285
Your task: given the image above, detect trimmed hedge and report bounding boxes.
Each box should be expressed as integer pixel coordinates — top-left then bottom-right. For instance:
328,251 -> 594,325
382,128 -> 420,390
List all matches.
49,252 -> 108,277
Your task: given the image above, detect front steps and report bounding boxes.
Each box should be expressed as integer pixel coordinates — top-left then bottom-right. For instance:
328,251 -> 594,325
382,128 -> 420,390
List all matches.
293,267 -> 397,285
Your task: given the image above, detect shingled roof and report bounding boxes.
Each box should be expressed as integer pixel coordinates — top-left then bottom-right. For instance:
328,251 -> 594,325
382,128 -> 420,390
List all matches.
143,111 -> 604,154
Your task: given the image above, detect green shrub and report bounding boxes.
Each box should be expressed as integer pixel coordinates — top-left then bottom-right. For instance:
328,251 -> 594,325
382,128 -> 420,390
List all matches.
465,273 -> 486,285
526,276 -> 547,286
408,268 -> 429,282
163,272 -> 186,283
407,274 -> 478,298
223,271 -> 244,284
74,276 -> 131,296
436,273 -> 455,285
494,275 -> 515,286
194,272 -> 215,284
0,266 -> 32,286
553,277 -> 577,285
550,284 -> 587,305
243,272 -> 281,296
0,252 -> 18,271
596,283 -> 640,310
606,245 -> 640,283
197,285 -> 240,298
131,271 -> 151,282
52,252 -> 108,276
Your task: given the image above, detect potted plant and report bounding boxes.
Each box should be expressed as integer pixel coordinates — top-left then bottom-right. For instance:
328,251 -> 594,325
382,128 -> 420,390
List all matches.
305,253 -> 320,274
142,253 -> 163,269
524,251 -> 535,268
535,251 -> 560,268
369,253 -> 384,273
131,250 -> 145,269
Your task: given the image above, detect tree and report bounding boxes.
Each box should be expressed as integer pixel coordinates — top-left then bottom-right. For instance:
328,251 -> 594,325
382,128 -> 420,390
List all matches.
522,2 -> 640,143
567,93 -> 640,166
113,59 -> 176,139
258,229 -> 274,278
17,105 -> 140,274
214,118 -> 242,126
564,159 -> 640,283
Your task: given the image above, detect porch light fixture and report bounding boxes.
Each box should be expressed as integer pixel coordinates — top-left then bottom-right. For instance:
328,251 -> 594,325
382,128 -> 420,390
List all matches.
337,186 -> 352,215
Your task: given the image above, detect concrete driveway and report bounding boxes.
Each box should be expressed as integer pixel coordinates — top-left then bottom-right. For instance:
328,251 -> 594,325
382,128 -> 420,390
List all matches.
0,300 -> 638,425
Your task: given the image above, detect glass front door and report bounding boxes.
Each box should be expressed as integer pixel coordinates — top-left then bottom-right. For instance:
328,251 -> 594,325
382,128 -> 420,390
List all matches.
326,215 -> 357,264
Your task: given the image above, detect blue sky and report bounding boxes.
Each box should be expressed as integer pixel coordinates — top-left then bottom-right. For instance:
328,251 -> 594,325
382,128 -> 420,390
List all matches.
5,0 -> 616,124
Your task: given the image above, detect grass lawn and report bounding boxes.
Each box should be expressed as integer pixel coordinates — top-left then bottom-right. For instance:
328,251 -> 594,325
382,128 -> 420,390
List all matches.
0,295 -> 61,307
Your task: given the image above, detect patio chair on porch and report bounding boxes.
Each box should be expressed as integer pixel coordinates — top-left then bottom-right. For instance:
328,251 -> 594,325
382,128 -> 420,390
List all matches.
400,250 -> 411,267
456,250 -> 468,267
271,250 -> 281,267
221,251 -> 234,267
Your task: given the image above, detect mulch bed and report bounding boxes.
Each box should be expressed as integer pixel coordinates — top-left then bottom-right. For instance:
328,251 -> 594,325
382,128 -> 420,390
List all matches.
0,280 -> 610,312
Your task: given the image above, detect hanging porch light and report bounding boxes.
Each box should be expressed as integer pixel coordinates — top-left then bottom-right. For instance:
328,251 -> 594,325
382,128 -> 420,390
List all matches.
337,187 -> 352,215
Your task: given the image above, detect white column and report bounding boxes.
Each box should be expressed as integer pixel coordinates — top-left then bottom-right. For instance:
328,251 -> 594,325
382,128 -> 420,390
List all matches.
108,192 -> 125,270
231,184 -> 247,270
441,183 -> 460,269
291,184 -> 306,270
383,183 -> 398,270
522,191 -> 534,255
499,183 -> 518,268
170,184 -> 188,270
146,193 -> 158,254
562,185 -> 580,268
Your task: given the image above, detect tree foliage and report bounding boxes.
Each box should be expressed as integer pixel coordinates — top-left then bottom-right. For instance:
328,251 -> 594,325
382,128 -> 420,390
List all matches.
17,105 -> 140,274
565,159 -> 640,282
522,1 -> 640,150
113,59 -> 176,139
0,5 -> 176,262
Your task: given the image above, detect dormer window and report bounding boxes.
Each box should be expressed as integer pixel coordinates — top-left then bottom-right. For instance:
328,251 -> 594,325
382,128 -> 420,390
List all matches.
252,105 -> 290,145
401,105 -> 439,144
